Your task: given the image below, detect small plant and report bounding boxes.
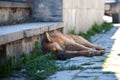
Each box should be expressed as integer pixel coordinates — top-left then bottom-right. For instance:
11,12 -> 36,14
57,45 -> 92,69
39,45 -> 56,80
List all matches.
21,53 -> 57,80
68,22 -> 113,41
0,42 -> 57,80
15,42 -> 57,80
68,27 -> 77,35
101,22 -> 113,32
79,32 -> 91,41
79,22 -> 113,41
0,57 -> 15,77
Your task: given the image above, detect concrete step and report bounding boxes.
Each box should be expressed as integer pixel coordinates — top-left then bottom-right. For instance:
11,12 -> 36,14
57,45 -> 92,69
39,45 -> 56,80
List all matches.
0,22 -> 63,45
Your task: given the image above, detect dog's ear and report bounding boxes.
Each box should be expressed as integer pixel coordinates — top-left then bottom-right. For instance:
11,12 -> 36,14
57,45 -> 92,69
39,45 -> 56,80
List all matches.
44,32 -> 53,43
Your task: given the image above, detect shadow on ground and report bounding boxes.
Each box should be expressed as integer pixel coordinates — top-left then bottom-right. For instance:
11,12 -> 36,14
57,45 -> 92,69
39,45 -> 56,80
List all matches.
47,24 -> 120,80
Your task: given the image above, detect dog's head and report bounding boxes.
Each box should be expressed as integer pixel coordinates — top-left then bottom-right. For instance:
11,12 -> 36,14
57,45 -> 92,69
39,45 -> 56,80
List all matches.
42,32 -> 63,52
41,32 -> 71,60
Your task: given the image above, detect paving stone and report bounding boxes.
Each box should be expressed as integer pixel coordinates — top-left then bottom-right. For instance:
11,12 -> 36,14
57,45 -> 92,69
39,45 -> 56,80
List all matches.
82,69 -> 103,73
69,56 -> 90,61
47,26 -> 120,80
65,57 -> 91,67
73,77 -> 96,80
46,70 -> 80,80
0,22 -> 63,45
81,62 -> 103,69
89,56 -> 106,62
77,72 -> 102,77
98,74 -> 118,80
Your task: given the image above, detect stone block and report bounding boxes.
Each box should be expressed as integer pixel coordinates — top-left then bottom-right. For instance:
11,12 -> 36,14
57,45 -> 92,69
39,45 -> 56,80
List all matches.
22,35 -> 41,54
0,1 -> 30,8
95,0 -> 105,9
63,9 -> 75,33
0,8 -> 30,26
0,31 -> 24,45
0,22 -> 64,61
63,0 -> 105,33
48,23 -> 63,31
32,0 -> 62,21
6,40 -> 23,60
72,0 -> 80,9
85,0 -> 96,9
24,26 -> 48,37
63,0 -> 73,9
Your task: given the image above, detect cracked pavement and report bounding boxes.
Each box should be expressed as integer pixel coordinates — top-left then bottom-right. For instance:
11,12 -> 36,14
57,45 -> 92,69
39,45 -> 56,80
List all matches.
47,25 -> 120,80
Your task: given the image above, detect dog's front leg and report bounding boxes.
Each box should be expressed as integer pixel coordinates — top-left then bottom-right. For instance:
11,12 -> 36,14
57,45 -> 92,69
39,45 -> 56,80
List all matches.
65,50 -> 105,58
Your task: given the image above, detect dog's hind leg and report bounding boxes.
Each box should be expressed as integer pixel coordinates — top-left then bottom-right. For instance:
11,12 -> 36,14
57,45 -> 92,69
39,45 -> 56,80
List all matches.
65,42 -> 92,51
71,35 -> 105,50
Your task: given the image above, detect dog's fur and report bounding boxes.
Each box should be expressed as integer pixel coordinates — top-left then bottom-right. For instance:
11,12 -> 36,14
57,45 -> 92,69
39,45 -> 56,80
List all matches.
42,31 -> 105,60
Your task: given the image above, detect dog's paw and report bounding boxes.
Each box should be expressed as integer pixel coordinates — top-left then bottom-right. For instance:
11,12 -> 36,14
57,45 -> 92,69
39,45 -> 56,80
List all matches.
94,50 -> 105,56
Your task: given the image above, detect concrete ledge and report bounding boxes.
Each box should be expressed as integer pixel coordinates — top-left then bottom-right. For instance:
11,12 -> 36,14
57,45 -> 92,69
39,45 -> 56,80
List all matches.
0,22 -> 63,45
0,1 -> 30,8
0,31 -> 24,46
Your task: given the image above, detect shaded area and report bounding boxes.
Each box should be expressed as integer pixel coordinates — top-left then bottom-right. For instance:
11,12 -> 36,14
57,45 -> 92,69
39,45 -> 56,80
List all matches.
47,25 -> 120,80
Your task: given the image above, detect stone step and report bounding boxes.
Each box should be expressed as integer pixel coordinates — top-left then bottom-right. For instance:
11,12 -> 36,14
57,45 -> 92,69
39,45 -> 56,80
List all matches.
0,22 -> 63,45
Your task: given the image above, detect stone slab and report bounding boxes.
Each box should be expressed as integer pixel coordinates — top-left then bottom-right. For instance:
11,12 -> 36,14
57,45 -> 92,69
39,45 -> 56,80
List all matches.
0,22 -> 63,45
0,1 -> 30,8
46,70 -> 80,80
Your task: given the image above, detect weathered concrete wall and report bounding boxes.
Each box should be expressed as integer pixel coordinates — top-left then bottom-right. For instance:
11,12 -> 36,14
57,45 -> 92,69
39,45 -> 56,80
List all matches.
32,0 -> 62,22
0,23 -> 63,63
0,8 -> 30,26
0,1 -> 30,26
63,0 -> 105,33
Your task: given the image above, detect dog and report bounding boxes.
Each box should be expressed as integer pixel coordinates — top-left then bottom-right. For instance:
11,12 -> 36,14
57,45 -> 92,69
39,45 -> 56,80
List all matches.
42,31 -> 105,60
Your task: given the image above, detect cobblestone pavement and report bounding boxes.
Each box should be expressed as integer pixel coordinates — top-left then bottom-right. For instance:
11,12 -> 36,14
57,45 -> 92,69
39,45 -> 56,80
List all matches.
47,25 -> 120,80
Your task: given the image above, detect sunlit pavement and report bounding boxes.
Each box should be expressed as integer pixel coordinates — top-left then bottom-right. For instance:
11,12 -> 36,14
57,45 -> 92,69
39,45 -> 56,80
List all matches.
103,24 -> 120,80
47,24 -> 120,80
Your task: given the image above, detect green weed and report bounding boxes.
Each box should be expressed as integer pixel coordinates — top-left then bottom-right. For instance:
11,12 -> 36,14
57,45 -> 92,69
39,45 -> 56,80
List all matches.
69,22 -> 113,41
0,57 -> 15,77
0,42 -> 57,80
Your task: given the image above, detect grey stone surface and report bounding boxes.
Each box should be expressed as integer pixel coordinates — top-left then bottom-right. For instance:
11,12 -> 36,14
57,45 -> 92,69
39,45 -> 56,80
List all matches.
0,1 -> 30,8
0,8 -> 30,26
0,22 -> 63,45
0,22 -> 63,65
0,31 -> 24,45
47,25 -> 120,80
73,77 -> 96,80
77,72 -> 102,77
46,70 -> 80,80
32,0 -> 62,22
63,0 -> 105,33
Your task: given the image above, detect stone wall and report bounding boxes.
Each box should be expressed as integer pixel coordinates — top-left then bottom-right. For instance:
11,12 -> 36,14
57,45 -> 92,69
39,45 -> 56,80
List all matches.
63,0 -> 105,33
32,0 -> 62,22
0,8 -> 30,26
0,1 -> 30,26
0,22 -> 63,63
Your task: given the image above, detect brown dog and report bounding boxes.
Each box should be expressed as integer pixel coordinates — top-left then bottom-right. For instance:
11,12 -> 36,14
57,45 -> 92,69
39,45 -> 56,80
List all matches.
42,32 -> 105,60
